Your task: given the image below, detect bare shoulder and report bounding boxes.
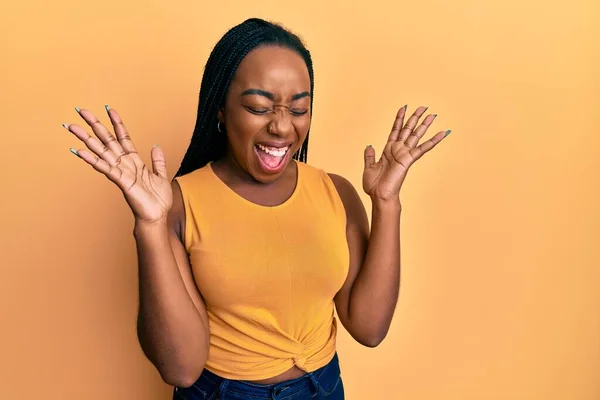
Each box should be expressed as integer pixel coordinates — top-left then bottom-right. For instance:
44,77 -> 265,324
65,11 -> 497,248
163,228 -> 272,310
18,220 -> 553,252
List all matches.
327,173 -> 355,197
327,173 -> 368,223
169,180 -> 186,243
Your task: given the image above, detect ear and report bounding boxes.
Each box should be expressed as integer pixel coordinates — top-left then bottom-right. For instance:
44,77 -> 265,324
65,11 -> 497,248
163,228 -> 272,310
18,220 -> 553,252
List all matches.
218,108 -> 225,123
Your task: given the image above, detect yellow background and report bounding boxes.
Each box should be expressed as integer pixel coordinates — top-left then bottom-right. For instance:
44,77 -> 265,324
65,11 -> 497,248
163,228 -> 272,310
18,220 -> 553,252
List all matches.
1,0 -> 598,399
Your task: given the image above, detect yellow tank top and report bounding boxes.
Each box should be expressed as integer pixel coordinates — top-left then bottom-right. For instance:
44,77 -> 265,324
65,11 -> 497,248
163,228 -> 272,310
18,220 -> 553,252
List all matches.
175,161 -> 350,381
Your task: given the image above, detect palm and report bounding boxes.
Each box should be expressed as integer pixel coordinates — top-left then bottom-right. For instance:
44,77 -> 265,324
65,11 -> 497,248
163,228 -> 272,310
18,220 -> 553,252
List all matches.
65,107 -> 173,224
362,106 -> 449,201
114,152 -> 173,222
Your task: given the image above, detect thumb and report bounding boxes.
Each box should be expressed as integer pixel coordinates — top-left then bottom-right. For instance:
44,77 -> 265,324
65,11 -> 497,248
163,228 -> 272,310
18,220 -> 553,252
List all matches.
151,145 -> 168,179
364,145 -> 376,169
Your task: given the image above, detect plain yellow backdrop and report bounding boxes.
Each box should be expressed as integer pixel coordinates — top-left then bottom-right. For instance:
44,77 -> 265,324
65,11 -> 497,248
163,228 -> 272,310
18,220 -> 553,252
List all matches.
1,0 -> 599,399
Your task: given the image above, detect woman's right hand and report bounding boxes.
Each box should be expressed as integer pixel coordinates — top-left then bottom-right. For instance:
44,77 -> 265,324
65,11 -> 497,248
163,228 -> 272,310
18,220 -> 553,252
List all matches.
65,107 -> 173,225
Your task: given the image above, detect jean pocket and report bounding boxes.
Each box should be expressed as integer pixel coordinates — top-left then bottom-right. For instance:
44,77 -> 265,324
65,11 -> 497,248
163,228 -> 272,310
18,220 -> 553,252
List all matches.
312,358 -> 343,397
173,375 -> 220,400
313,374 -> 342,397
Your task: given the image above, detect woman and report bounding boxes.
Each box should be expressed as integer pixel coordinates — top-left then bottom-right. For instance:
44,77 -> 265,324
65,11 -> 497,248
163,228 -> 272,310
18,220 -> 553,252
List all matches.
65,18 -> 449,400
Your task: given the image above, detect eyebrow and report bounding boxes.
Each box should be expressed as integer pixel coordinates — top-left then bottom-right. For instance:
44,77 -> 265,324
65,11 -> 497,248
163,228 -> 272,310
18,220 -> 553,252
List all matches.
241,88 -> 311,101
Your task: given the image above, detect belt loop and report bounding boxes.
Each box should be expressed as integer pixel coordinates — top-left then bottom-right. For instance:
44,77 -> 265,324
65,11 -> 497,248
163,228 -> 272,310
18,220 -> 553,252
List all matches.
308,372 -> 321,397
216,379 -> 229,400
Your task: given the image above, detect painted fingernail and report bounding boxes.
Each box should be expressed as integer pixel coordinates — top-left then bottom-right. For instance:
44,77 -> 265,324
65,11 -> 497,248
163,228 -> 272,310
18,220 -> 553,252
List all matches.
445,129 -> 452,136
69,148 -> 81,158
62,123 -> 69,130
75,107 -> 81,113
105,105 -> 110,112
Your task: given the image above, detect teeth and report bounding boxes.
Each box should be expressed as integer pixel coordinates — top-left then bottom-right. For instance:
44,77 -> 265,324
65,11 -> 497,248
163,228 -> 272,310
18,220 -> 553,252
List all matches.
257,143 -> 289,157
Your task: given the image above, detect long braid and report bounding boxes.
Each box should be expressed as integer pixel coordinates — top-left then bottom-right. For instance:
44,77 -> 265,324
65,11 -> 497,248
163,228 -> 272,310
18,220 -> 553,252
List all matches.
175,18 -> 314,177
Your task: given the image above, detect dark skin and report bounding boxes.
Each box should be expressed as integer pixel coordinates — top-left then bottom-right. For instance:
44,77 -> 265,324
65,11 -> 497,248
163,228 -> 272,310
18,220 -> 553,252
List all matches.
210,46 -> 312,201
65,45 -> 448,387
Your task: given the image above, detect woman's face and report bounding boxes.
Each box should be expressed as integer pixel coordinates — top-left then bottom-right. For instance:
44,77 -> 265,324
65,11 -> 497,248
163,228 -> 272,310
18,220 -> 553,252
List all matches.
218,45 -> 312,183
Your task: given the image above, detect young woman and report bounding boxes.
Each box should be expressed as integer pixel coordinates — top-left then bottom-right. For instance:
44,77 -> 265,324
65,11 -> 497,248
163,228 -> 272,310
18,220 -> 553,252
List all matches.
65,17 -> 449,400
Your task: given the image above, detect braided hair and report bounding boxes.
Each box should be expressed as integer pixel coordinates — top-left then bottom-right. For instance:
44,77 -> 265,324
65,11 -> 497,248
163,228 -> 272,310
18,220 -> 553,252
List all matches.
175,18 -> 315,177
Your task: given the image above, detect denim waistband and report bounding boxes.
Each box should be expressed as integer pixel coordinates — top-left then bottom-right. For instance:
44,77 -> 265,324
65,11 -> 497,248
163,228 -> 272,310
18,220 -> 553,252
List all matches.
174,353 -> 342,400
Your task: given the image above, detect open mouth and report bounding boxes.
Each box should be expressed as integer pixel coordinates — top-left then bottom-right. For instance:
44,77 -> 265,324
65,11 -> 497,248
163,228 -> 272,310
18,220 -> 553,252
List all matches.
254,143 -> 291,173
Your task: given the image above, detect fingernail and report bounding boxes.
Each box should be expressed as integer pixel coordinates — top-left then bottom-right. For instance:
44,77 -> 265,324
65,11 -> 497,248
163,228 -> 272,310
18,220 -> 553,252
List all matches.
105,105 -> 110,112
69,148 -> 81,158
403,104 -> 408,111
366,144 -> 372,148
75,107 -> 81,113
62,123 -> 69,130
153,144 -> 160,148
445,129 -> 451,136
433,114 -> 438,118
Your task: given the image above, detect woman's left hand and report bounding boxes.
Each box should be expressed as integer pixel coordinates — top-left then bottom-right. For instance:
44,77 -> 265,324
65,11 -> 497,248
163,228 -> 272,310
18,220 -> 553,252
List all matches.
362,105 -> 450,202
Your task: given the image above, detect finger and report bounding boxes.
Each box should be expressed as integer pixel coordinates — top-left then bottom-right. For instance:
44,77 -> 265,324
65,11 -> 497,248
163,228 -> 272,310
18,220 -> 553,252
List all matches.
151,145 -> 168,179
71,147 -> 123,183
76,108 -> 127,158
387,105 -> 407,142
405,113 -> 437,148
105,106 -> 138,155
364,145 -> 376,169
398,106 -> 428,143
409,129 -> 450,161
64,123 -> 121,166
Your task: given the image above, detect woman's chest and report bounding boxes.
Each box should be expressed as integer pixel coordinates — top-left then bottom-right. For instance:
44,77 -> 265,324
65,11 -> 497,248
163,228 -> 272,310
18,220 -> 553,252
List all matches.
188,211 -> 349,309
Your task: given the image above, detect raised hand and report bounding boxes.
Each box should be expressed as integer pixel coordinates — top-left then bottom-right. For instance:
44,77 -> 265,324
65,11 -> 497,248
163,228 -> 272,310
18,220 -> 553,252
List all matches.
362,105 -> 450,202
64,107 -> 173,224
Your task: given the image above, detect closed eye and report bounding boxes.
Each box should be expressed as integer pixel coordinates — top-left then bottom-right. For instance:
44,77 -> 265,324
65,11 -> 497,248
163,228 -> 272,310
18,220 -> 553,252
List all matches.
245,107 -> 271,115
290,109 -> 308,116
246,106 -> 307,116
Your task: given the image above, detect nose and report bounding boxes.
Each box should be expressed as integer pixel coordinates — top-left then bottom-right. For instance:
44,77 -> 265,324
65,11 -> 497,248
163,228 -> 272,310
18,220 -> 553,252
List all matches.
268,106 -> 294,137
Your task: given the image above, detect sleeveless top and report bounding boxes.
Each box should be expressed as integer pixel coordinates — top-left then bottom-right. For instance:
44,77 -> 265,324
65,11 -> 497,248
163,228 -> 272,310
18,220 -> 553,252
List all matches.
174,161 -> 349,381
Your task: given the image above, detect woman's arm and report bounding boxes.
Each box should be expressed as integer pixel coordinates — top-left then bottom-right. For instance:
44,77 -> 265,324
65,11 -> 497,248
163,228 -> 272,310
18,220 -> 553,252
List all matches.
330,174 -> 400,347
329,105 -> 448,348
136,181 -> 210,388
65,107 -> 210,387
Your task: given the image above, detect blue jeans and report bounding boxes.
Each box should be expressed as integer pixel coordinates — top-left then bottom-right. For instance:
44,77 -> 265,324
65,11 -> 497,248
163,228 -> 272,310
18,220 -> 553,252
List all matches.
173,353 -> 344,399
